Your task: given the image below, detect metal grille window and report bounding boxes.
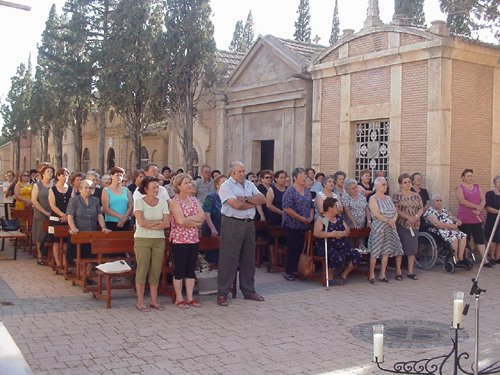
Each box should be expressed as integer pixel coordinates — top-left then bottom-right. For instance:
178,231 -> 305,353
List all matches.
354,120 -> 390,181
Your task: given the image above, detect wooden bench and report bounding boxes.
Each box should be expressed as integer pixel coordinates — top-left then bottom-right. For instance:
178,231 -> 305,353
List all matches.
91,238 -> 136,308
268,226 -> 286,272
70,231 -> 135,292
254,221 -> 269,268
10,209 -> 34,254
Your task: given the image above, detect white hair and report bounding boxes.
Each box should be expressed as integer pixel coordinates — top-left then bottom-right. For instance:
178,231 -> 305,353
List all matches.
374,176 -> 386,188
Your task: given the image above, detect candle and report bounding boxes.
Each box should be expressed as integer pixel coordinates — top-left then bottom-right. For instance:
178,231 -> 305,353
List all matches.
373,324 -> 384,362
453,291 -> 464,328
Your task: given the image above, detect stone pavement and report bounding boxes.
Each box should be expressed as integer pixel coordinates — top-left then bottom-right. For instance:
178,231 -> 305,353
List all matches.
0,245 -> 499,375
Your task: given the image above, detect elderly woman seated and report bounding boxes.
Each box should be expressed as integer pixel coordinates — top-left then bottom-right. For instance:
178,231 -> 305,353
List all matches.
423,194 -> 470,267
313,197 -> 362,284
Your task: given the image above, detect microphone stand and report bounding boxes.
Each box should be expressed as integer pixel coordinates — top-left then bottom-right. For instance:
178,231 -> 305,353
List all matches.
462,209 -> 500,375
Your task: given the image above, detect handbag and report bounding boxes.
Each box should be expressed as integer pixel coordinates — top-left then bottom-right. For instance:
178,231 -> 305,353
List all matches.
1,217 -> 21,231
298,231 -> 314,278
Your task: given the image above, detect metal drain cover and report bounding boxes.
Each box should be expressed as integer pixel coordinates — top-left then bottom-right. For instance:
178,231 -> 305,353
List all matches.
351,319 -> 469,349
0,301 -> 14,306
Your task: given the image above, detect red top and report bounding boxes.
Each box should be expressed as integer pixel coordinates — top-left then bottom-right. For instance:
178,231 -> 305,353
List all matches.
169,196 -> 200,244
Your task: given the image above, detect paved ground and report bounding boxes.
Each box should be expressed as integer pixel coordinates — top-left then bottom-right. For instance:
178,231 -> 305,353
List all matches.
0,245 -> 499,375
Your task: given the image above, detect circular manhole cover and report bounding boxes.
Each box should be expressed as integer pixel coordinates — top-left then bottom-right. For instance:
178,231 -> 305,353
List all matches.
351,320 -> 469,349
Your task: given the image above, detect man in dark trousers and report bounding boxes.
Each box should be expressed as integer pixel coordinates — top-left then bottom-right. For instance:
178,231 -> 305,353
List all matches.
217,161 -> 266,306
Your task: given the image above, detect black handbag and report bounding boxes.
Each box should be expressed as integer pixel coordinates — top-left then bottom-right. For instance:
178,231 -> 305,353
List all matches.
1,217 -> 21,231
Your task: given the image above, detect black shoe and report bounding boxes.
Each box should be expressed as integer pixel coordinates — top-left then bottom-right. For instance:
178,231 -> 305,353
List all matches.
86,278 -> 96,285
217,295 -> 228,306
284,273 -> 295,281
483,261 -> 495,268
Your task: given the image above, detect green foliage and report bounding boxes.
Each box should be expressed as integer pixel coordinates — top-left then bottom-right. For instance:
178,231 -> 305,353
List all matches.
394,0 -> 425,26
155,0 -> 216,170
229,11 -> 254,53
100,0 -> 164,169
294,0 -> 311,43
242,11 -> 254,50
229,20 -> 244,52
440,0 -> 499,41
329,0 -> 340,45
1,61 -> 33,168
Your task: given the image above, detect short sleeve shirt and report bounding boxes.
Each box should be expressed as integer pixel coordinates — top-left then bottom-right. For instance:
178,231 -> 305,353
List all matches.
66,195 -> 102,231
219,177 -> 262,219
282,186 -> 312,230
134,198 -> 169,238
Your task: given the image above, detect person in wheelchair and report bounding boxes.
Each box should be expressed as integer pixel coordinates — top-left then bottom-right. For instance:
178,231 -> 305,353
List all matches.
423,194 -> 470,268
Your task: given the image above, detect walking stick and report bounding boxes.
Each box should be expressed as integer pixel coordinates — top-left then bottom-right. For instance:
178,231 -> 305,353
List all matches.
321,216 -> 330,290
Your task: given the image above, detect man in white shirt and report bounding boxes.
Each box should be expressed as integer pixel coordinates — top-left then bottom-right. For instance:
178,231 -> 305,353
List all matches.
132,164 -> 170,205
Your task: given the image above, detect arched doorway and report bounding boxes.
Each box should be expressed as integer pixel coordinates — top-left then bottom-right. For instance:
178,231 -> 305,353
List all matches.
82,148 -> 90,172
107,148 -> 115,171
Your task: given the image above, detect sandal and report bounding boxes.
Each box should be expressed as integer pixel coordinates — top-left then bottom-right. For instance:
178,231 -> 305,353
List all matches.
369,278 -> 376,285
187,299 -> 201,307
284,273 -> 295,281
407,274 -> 418,280
175,300 -> 189,309
135,304 -> 149,312
395,274 -> 403,281
37,259 -> 45,266
149,303 -> 165,311
378,277 -> 391,283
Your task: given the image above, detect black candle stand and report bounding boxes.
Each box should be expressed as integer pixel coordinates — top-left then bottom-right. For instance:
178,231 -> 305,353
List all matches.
374,325 -> 500,375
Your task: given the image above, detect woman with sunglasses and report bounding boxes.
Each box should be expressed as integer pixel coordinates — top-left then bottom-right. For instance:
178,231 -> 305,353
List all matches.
14,171 -> 33,210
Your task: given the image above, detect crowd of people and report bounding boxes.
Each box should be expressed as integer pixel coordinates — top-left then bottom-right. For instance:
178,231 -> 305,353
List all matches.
2,162 -> 499,310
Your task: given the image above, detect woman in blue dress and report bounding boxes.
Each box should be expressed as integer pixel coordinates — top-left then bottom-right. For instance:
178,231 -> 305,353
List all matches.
313,197 -> 361,284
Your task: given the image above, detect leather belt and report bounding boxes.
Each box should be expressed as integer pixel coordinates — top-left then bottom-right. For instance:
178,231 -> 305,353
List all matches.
223,215 -> 253,222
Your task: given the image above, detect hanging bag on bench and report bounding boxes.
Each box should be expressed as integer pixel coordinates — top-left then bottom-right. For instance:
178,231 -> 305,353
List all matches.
1,217 -> 20,232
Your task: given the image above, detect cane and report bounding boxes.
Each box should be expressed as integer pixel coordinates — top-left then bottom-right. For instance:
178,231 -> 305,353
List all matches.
321,216 -> 330,290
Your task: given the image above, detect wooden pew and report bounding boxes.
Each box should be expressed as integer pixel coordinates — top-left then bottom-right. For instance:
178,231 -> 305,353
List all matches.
10,209 -> 34,254
268,226 -> 286,272
254,220 -> 269,268
91,238 -> 135,308
70,231 -> 134,291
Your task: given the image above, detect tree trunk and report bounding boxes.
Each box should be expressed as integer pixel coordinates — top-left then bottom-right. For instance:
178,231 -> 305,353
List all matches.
97,110 -> 106,174
72,106 -> 86,172
42,126 -> 49,163
185,94 -> 194,171
130,124 -> 142,170
53,124 -> 64,168
14,137 -> 20,172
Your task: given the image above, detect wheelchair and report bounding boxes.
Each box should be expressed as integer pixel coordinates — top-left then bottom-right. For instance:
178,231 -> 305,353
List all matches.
415,227 -> 474,273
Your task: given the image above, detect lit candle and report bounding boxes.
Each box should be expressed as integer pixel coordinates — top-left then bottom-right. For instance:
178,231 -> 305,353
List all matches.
453,291 -> 464,328
373,324 -> 384,362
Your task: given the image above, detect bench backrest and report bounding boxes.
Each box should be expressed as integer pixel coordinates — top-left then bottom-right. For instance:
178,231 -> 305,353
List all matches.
71,231 -> 134,244
91,238 -> 135,255
199,236 -> 220,251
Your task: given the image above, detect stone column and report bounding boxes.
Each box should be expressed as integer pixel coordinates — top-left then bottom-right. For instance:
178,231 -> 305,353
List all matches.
492,68 -> 500,177
426,57 -> 452,205
311,77 -> 322,171
215,94 -> 226,171
389,65 -> 402,192
339,75 -> 353,175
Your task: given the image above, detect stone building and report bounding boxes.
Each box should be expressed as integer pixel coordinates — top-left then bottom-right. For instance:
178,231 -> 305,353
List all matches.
220,35 -> 324,173
309,5 -> 499,207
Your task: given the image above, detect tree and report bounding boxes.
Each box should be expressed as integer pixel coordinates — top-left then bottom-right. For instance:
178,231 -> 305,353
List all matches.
394,0 -> 425,26
329,0 -> 340,45
242,10 -> 254,50
229,11 -> 254,53
439,0 -> 500,40
100,0 -> 164,169
294,0 -> 311,43
36,4 -> 70,168
59,0 -> 94,171
0,61 -> 32,170
156,0 -> 216,171
229,20 -> 244,52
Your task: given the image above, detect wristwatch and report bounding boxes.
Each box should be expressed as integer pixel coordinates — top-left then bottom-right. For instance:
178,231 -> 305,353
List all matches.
244,197 -> 249,203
